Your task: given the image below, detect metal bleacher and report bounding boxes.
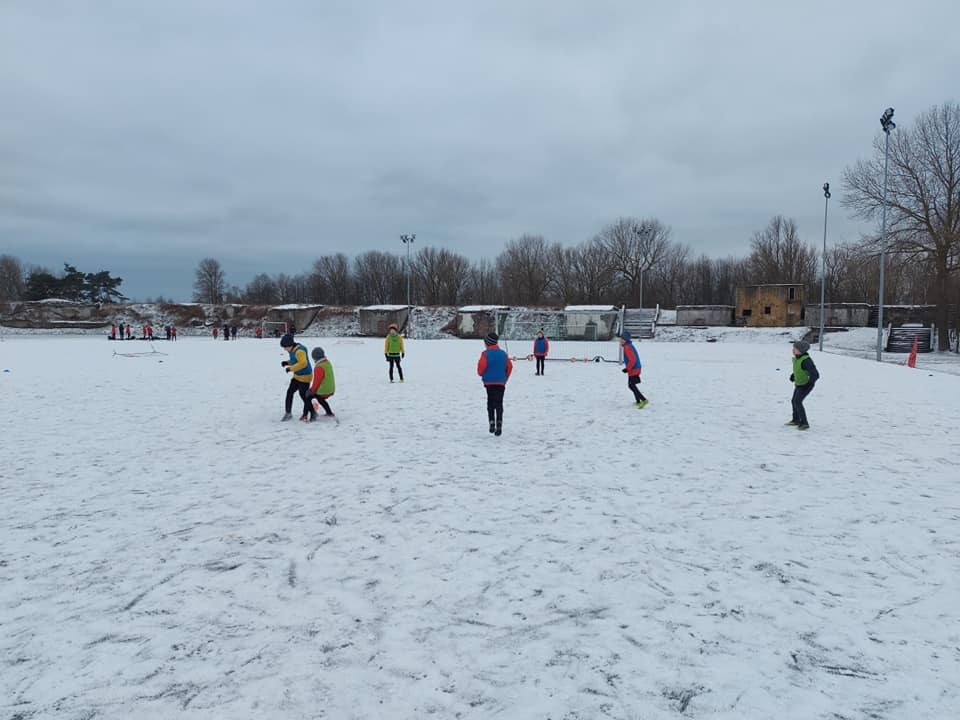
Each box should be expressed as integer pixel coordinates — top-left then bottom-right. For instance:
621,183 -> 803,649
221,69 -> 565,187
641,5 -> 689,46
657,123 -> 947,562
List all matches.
620,307 -> 658,340
886,325 -> 933,353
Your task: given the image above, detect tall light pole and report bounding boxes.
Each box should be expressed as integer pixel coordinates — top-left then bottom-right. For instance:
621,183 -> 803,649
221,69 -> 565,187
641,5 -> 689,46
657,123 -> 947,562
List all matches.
818,182 -> 831,352
400,234 -> 415,308
632,223 -> 651,309
876,107 -> 895,362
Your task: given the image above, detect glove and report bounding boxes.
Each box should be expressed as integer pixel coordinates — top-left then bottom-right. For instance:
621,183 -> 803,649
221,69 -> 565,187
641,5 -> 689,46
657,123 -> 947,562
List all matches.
789,373 -> 794,382
385,354 -> 390,361
286,367 -> 291,373
622,368 -> 628,373
281,360 -> 289,367
401,353 -> 405,358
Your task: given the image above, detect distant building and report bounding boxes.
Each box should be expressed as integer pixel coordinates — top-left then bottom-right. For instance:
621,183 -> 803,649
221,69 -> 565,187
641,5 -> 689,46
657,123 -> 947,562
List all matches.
358,305 -> 412,336
736,284 -> 806,327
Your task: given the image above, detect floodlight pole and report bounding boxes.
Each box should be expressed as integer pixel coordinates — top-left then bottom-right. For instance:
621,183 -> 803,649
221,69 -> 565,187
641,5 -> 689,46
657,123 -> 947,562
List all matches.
876,108 -> 895,362
400,233 -> 416,308
818,182 -> 831,352
632,223 -> 651,309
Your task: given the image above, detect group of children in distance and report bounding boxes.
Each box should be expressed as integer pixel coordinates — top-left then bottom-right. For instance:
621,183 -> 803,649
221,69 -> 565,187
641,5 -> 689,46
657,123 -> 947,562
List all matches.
277,324 -> 820,433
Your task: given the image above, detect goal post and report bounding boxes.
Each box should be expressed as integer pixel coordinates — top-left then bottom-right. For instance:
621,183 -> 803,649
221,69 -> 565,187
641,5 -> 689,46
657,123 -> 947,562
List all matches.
493,309 -> 618,362
260,320 -> 289,338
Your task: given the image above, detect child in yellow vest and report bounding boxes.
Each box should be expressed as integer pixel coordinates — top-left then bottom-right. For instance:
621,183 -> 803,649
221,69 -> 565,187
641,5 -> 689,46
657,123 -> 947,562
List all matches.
384,323 -> 405,382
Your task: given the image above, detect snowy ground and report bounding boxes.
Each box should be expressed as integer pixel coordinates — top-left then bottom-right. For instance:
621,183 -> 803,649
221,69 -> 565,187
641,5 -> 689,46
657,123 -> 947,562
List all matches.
1,329 -> 958,719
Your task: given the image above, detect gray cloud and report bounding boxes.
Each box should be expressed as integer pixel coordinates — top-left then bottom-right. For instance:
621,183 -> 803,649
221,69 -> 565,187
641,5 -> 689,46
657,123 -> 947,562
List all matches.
2,1 -> 958,300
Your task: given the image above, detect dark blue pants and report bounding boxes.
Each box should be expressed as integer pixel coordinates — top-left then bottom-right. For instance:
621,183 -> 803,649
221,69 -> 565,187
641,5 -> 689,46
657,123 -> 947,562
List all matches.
791,385 -> 813,425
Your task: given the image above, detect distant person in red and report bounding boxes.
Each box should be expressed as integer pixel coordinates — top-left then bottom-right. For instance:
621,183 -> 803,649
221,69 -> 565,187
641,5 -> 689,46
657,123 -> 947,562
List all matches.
532,329 -> 550,376
255,327 -> 263,339
109,324 -> 117,340
213,327 -> 219,340
477,332 -> 513,436
171,325 -> 178,341
147,325 -> 154,340
125,324 -> 132,339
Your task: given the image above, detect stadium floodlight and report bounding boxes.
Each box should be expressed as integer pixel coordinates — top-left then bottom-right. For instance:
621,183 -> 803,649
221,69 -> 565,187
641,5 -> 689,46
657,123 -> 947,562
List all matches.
401,234 -> 416,308
819,182 -> 831,352
876,108 -> 895,362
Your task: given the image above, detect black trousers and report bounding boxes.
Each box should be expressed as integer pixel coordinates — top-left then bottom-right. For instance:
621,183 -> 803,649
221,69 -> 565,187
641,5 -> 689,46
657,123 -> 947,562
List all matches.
285,378 -> 311,415
535,356 -> 545,374
388,356 -> 404,381
314,395 -> 333,415
628,374 -> 646,402
791,385 -> 813,425
485,385 -> 505,424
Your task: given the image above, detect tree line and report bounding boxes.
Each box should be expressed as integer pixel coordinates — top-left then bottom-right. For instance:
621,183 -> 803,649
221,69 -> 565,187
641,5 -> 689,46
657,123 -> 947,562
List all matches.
0,260 -> 125,304
4,102 -> 958,344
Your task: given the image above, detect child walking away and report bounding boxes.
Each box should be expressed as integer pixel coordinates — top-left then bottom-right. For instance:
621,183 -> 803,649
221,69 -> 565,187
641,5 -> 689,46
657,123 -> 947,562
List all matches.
384,323 -> 405,382
787,340 -> 819,430
618,331 -> 648,408
308,347 -> 336,418
533,329 -> 550,375
280,333 -> 313,421
477,332 -> 513,436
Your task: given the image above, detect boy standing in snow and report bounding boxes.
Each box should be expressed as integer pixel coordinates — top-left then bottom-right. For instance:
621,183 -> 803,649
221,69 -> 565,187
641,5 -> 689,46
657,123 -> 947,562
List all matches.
280,333 -> 313,421
384,323 -> 405,382
477,332 -> 513,436
787,340 -> 819,430
307,347 -> 336,418
618,331 -> 648,408
533,329 -> 550,375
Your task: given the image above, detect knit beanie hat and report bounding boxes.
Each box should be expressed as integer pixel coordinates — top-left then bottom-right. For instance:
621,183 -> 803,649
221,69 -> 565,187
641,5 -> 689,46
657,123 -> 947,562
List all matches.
619,330 -> 632,342
280,333 -> 294,348
311,346 -> 325,361
793,340 -> 810,353
484,332 -> 499,345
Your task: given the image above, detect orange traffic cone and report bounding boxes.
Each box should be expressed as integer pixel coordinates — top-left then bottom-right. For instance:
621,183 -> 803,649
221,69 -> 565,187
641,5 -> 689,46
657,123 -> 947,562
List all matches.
907,336 -> 918,368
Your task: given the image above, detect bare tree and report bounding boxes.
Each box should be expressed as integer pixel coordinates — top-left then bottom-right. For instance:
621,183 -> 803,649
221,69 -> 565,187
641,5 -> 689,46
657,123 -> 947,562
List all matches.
544,243 -> 579,305
0,254 -> 25,301
495,234 -> 552,305
412,247 -> 471,306
353,251 -> 401,305
598,217 -> 672,306
574,237 -> 617,304
464,258 -> 499,305
314,253 -> 353,305
843,103 -> 960,349
745,216 -> 818,287
192,258 -> 226,304
243,273 -> 279,304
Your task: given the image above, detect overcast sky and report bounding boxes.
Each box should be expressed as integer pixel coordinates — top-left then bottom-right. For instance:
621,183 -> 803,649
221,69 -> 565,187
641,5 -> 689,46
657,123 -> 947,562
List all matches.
2,1 -> 958,301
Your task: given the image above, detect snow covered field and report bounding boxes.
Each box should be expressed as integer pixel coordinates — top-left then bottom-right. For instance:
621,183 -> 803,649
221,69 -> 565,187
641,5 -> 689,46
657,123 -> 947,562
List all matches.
1,330 -> 958,719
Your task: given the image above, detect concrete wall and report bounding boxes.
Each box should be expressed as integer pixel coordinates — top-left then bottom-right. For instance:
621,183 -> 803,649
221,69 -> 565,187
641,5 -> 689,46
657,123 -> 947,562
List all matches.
358,307 -> 411,336
804,303 -> 871,327
676,305 -> 735,326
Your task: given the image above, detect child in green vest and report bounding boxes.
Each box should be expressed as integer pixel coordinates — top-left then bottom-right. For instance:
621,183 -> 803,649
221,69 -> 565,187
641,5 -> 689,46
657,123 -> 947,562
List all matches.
787,340 -> 820,430
307,347 -> 336,418
384,323 -> 405,382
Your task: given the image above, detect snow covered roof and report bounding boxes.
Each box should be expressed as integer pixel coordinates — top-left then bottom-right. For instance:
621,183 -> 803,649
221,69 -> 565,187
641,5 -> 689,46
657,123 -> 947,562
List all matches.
269,304 -> 324,310
361,304 -> 409,311
563,305 -> 617,311
458,305 -> 509,312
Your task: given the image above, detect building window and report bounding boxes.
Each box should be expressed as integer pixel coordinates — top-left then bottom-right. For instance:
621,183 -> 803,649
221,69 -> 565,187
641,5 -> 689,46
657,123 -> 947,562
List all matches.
742,309 -> 752,317
764,306 -> 772,315
788,287 -> 796,301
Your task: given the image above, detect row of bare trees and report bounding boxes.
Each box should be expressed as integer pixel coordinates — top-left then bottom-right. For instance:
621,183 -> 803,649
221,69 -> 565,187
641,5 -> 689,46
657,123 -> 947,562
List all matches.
188,211 -> 953,314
